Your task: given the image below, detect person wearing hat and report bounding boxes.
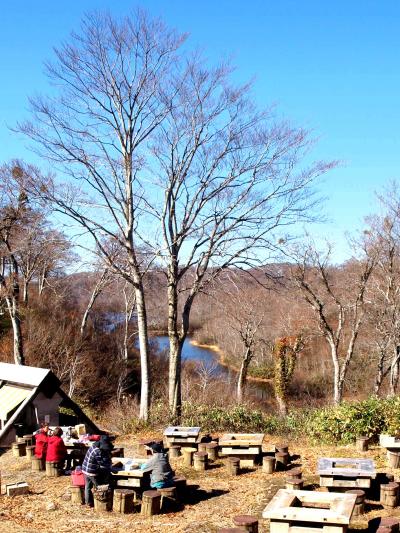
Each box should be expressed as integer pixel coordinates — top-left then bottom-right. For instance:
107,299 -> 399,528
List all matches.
140,442 -> 174,489
81,435 -> 114,506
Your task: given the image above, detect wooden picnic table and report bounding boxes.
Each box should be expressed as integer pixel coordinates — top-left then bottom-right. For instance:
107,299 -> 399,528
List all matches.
219,433 -> 264,467
163,426 -> 201,448
263,489 -> 357,533
111,456 -> 150,490
317,457 -> 376,490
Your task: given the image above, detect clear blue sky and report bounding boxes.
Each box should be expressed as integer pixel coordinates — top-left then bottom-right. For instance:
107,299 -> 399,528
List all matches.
1,1 -> 400,263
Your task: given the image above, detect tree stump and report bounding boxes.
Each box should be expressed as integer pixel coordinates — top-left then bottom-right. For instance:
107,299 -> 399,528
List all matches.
387,450 -> 400,468
46,461 -> 62,477
23,434 -> 33,447
262,456 -> 275,474
183,447 -> 197,467
375,517 -> 400,532
193,451 -> 208,471
173,476 -> 187,501
93,484 -> 113,512
12,442 -> 26,457
205,442 -> 219,461
286,478 -> 304,490
26,445 -> 35,460
356,436 -> 369,452
32,456 -> 45,471
275,451 -> 289,471
198,442 -> 207,452
381,482 -> 399,508
113,488 -> 135,514
169,445 -> 181,458
346,489 -> 365,516
233,514 -> 259,532
141,490 -> 161,517
227,457 -> 240,476
159,486 -> 177,512
275,443 -> 289,454
70,485 -> 84,504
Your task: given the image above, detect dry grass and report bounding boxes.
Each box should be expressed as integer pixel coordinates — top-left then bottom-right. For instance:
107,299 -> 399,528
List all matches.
1,434 -> 400,532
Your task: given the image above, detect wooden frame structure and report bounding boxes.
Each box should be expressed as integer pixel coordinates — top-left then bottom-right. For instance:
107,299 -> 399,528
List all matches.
111,457 -> 149,490
317,457 -> 376,490
263,489 -> 357,533
219,433 -> 264,467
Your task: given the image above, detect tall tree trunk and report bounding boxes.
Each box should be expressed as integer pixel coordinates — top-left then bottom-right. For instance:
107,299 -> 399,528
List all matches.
167,271 -> 182,421
276,396 -> 288,417
134,279 -> 150,421
390,345 -> 400,395
5,295 -> 24,365
330,342 -> 342,405
22,280 -> 28,305
237,347 -> 252,403
374,348 -> 386,395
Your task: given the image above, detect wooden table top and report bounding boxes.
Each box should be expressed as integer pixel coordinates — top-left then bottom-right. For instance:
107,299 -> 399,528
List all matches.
219,433 -> 264,447
317,457 -> 376,478
164,426 -> 201,438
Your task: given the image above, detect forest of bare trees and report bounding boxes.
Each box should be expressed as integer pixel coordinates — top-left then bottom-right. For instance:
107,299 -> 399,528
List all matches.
1,10 -> 400,424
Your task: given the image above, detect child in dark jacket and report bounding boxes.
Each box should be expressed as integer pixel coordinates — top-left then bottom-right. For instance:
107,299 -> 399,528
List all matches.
141,442 -> 174,488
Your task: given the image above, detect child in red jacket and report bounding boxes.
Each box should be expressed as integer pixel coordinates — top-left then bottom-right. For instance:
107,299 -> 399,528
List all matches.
34,423 -> 49,460
46,427 -> 67,468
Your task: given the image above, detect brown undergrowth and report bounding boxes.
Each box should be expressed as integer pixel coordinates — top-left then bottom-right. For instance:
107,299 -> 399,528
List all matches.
0,434 -> 399,532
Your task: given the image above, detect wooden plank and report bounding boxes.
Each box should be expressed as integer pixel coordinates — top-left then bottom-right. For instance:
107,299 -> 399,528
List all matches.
219,433 -> 264,446
319,476 -> 371,488
164,426 -> 201,437
116,478 -> 141,488
220,446 -> 261,455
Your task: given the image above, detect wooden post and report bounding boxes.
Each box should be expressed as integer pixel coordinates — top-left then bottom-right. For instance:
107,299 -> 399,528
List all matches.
159,486 -> 177,512
227,457 -> 240,476
346,489 -> 365,516
233,514 -> 259,532
46,461 -> 62,477
193,451 -> 208,471
286,478 -> 304,490
387,450 -> 400,468
183,447 -> 197,467
12,442 -> 26,457
25,445 -> 35,460
141,490 -> 161,517
32,456 -> 45,471
206,442 -> 219,461
173,476 -> 187,501
262,456 -> 275,474
113,488 -> 135,514
275,451 -> 289,471
356,436 -> 369,452
169,445 -> 181,458
70,486 -> 84,504
286,467 -> 302,479
275,443 -> 289,454
93,485 -> 113,512
381,482 -> 399,508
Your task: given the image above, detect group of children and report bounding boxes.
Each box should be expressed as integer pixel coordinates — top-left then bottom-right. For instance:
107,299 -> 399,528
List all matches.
34,425 -> 174,507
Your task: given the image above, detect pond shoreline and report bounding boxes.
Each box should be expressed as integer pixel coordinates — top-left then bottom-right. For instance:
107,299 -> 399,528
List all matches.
190,340 -> 272,384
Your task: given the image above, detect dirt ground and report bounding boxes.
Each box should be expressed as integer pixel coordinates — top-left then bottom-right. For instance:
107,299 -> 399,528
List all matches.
1,434 -> 400,532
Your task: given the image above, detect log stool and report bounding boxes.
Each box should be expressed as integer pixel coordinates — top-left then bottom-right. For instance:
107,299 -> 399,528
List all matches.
275,451 -> 289,471
262,456 -> 275,474
198,442 -> 207,452
32,456 -> 45,471
287,467 -> 302,479
233,514 -> 259,532
356,436 -> 369,452
275,443 -> 289,454
46,461 -> 62,477
286,478 -> 304,490
23,434 -> 33,447
368,517 -> 400,533
387,449 -> 400,468
169,445 -> 181,458
345,489 -> 365,516
227,457 -> 240,476
159,486 -> 177,512
26,445 -> 35,460
381,482 -> 399,508
70,485 -> 84,504
12,442 -> 26,457
206,442 -> 219,461
93,484 -> 113,512
183,447 -> 197,467
141,490 -> 161,517
173,476 -> 187,501
377,528 -> 393,533
193,451 -> 208,471
113,488 -> 135,514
